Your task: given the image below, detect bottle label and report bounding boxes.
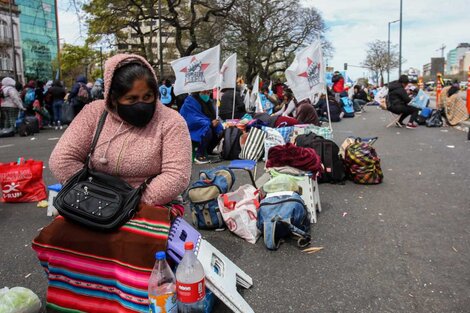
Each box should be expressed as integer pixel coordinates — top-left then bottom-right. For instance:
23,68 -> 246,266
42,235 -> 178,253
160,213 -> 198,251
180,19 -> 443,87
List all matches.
149,293 -> 177,313
176,278 -> 205,303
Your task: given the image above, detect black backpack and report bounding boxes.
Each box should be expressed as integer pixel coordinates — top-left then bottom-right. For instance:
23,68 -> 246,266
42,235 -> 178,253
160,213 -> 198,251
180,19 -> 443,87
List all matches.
222,127 -> 242,160
295,133 -> 345,183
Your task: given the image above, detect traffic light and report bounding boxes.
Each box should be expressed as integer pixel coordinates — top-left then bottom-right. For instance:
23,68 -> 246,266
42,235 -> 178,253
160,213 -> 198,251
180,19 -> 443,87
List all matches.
344,63 -> 348,71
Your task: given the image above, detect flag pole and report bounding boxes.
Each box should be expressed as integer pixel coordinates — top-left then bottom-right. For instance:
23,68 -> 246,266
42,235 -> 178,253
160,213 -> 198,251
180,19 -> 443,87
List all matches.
324,89 -> 333,132
231,84 -> 236,119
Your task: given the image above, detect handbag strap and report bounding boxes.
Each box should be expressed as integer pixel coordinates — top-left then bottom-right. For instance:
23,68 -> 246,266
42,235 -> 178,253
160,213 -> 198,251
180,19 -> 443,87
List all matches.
85,110 -> 108,168
85,110 -> 156,191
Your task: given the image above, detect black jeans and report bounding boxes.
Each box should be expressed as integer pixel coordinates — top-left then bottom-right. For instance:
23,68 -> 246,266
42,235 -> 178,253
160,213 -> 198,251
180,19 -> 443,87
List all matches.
196,127 -> 221,157
389,104 -> 419,124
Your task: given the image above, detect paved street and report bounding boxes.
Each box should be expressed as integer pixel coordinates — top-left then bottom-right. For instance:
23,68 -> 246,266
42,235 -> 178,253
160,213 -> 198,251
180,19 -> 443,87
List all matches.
1,107 -> 469,313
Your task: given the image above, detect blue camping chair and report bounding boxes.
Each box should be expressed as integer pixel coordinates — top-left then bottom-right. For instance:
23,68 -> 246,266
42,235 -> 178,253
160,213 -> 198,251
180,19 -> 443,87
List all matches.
228,159 -> 258,188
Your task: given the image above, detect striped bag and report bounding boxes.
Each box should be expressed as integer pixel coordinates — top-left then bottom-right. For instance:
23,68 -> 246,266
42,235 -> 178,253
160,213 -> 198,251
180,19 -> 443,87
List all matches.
239,127 -> 266,161
292,125 -> 333,142
262,126 -> 294,143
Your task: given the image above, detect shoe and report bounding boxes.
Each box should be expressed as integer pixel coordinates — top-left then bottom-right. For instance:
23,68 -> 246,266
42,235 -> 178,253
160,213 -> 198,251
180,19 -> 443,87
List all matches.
194,156 -> 210,164
406,122 -> 417,129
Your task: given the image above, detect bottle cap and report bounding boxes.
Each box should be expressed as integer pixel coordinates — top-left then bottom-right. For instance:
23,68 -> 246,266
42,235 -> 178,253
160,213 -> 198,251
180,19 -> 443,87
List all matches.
184,242 -> 194,251
155,251 -> 166,260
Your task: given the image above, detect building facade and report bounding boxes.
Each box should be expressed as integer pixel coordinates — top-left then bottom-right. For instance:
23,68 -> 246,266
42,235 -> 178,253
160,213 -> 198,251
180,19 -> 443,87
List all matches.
16,0 -> 59,82
0,0 -> 24,83
118,20 -> 178,78
446,43 -> 470,75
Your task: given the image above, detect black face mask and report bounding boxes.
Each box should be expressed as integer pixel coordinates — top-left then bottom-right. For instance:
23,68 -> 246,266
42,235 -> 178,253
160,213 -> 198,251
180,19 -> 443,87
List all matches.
117,102 -> 155,127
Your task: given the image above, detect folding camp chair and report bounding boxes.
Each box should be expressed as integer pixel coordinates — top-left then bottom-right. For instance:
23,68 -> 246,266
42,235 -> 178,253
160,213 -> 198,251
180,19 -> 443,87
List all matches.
228,159 -> 257,188
385,112 -> 403,128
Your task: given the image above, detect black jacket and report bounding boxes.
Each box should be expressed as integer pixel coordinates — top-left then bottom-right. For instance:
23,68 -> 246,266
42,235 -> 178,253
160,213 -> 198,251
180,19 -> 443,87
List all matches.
353,90 -> 368,102
47,85 -> 66,102
219,89 -> 245,120
388,81 -> 411,108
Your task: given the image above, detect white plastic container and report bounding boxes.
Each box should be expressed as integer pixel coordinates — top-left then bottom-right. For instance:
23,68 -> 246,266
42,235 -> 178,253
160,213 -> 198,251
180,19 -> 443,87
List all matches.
176,241 -> 206,312
148,251 -> 177,313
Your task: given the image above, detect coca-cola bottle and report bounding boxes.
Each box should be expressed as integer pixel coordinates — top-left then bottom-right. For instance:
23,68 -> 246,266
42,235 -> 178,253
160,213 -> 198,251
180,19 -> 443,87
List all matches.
176,242 -> 205,313
148,251 -> 177,313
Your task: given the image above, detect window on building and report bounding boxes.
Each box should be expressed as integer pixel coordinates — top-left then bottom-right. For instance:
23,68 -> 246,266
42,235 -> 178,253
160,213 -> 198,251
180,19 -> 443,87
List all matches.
0,53 -> 11,71
0,20 -> 10,41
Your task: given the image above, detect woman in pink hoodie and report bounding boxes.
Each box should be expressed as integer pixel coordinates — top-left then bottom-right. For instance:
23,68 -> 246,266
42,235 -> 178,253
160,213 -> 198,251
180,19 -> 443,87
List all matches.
33,54 -> 192,312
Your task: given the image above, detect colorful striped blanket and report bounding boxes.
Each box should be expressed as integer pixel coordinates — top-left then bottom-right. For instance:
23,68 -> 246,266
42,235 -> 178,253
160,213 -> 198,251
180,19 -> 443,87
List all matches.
32,203 -> 173,313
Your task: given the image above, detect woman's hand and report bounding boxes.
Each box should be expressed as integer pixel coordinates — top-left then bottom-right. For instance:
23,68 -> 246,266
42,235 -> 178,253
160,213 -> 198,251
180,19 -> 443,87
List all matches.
212,119 -> 219,127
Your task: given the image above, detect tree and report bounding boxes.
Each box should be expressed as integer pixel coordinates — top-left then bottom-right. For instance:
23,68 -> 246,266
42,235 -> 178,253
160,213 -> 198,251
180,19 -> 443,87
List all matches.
362,40 -> 399,86
83,0 -> 161,66
59,43 -> 98,87
162,0 -> 236,57
82,0 -> 235,68
223,0 -> 331,82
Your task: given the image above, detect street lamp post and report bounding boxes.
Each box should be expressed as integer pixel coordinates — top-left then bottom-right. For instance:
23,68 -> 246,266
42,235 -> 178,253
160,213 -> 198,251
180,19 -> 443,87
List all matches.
387,19 -> 400,85
399,0 -> 403,76
8,1 -> 18,81
158,0 -> 164,79
99,46 -> 103,78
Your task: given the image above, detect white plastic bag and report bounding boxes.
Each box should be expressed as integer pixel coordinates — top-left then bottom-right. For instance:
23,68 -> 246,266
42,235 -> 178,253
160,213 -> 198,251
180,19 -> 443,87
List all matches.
217,185 -> 260,244
264,127 -> 285,161
0,287 -> 41,313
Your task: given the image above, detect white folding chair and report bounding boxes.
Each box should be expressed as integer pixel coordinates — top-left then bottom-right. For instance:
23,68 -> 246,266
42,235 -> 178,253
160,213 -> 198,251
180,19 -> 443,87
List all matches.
385,112 -> 403,128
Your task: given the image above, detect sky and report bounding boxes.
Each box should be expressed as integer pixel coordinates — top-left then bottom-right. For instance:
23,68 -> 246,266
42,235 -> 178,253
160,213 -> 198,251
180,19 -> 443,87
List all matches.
303,0 -> 470,81
58,0 -> 470,81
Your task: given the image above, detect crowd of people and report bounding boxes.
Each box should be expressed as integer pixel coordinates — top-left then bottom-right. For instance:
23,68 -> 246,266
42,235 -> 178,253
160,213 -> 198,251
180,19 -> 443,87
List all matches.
0,75 -> 104,134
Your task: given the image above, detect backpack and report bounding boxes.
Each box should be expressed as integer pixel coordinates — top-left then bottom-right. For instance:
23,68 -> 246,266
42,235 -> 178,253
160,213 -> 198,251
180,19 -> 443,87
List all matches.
340,97 -> 355,118
344,139 -> 383,184
221,127 -> 242,160
295,133 -> 345,184
188,166 -> 235,229
257,192 -> 311,250
24,88 -> 36,106
77,83 -> 90,103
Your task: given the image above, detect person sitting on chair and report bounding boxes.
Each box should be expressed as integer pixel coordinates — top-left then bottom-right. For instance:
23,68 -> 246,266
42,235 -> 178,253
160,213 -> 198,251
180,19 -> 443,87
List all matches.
352,85 -> 369,112
180,90 -> 223,164
387,75 -> 419,129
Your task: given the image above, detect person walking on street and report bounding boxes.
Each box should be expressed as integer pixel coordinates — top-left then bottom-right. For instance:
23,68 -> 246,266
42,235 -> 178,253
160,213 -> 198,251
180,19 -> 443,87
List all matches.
68,75 -> 91,117
0,77 -> 25,130
388,75 -> 419,129
46,80 -> 66,129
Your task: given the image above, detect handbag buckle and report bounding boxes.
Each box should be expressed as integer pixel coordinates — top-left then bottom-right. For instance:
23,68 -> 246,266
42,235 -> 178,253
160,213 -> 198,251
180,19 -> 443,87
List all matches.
83,186 -> 89,196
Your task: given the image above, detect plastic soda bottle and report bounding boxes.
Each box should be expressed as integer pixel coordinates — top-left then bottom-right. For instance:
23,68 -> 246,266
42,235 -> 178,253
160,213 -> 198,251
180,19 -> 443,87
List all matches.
148,251 -> 177,313
176,242 -> 206,312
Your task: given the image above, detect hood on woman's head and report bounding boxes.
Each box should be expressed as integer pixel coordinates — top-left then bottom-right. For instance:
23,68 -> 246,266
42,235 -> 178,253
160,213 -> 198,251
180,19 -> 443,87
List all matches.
1,77 -> 15,87
52,80 -> 62,87
76,75 -> 87,84
103,54 -> 158,112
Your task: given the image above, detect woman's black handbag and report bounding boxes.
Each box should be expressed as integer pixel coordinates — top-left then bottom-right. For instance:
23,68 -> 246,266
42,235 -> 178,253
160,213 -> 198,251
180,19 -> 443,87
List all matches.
54,111 -> 154,231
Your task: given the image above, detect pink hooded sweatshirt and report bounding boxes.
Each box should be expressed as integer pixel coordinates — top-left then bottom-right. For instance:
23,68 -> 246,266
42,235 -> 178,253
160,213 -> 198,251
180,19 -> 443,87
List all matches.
49,54 -> 192,205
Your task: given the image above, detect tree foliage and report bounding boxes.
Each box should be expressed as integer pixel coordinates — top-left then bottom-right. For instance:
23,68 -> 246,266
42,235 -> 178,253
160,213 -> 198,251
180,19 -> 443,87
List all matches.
63,0 -> 331,82
362,40 -> 399,85
82,0 -> 235,66
59,43 -> 98,87
224,0 -> 331,82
